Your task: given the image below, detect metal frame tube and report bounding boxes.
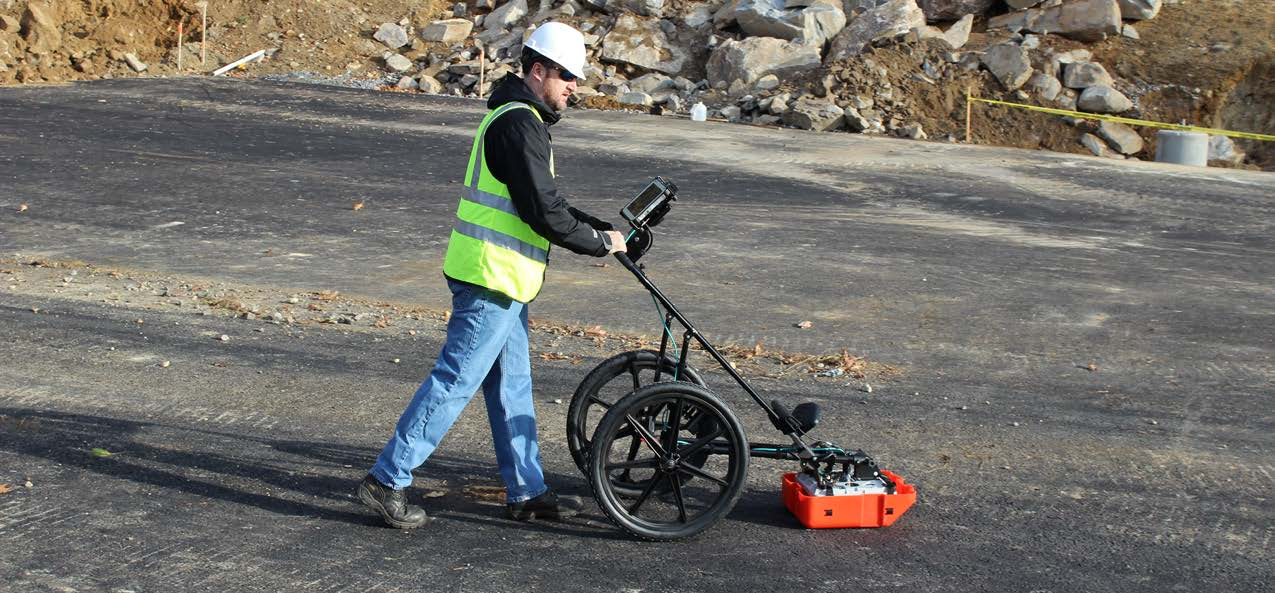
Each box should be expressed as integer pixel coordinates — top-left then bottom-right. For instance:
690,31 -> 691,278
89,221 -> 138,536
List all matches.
615,253 -> 784,427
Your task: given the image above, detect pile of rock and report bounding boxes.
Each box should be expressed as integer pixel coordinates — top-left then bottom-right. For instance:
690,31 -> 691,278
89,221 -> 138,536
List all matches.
336,0 -> 1166,153
975,0 -> 1168,157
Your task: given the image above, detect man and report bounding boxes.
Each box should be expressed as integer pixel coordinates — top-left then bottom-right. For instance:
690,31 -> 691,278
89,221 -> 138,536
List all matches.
356,22 -> 627,529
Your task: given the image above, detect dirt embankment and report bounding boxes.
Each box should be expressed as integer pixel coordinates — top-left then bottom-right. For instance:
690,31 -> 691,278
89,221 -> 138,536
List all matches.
1,0 -> 1272,168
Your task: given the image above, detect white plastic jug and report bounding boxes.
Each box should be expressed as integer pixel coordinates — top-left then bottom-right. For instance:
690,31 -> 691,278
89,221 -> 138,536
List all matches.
690,102 -> 707,122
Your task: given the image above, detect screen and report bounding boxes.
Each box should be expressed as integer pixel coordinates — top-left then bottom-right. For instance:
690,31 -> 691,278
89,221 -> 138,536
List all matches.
627,182 -> 663,217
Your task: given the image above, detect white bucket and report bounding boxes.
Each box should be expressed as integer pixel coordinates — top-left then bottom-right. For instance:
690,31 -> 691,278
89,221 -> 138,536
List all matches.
1155,130 -> 1209,167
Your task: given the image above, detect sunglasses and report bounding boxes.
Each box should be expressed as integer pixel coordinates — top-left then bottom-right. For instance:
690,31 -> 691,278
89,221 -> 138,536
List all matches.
549,64 -> 578,82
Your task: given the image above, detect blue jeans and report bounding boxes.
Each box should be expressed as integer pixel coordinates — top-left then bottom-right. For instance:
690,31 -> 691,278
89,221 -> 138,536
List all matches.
370,279 -> 547,503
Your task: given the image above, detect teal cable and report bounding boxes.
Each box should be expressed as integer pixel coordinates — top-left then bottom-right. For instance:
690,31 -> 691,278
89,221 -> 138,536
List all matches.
653,293 -> 680,381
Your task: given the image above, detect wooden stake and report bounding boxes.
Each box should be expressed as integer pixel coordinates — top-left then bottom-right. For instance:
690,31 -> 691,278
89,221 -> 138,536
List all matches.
200,2 -> 208,66
965,88 -> 973,144
478,48 -> 485,98
177,21 -> 184,72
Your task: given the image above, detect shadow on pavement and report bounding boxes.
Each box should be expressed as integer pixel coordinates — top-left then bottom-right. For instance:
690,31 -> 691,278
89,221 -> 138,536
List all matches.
0,407 -> 633,539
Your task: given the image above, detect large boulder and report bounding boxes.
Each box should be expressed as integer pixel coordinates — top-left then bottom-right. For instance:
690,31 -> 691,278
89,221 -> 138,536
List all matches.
600,14 -> 688,74
1035,0 -> 1121,41
1062,61 -> 1113,89
682,2 -> 718,27
619,91 -> 654,106
417,75 -> 445,94
782,96 -> 845,131
384,53 -> 414,73
989,0 -> 1121,42
421,19 -> 474,44
1028,72 -> 1062,101
1208,135 -> 1246,165
915,0 -> 995,23
1050,49 -> 1092,77
20,1 -> 61,55
373,23 -> 410,49
826,0 -> 925,61
609,0 -> 668,17
628,72 -> 674,93
486,0 -> 529,30
987,9 -> 1032,32
714,0 -> 744,28
1096,120 -> 1144,154
801,0 -> 848,46
734,0 -> 843,44
736,0 -> 803,38
1080,133 -> 1124,159
982,42 -> 1033,90
1077,85 -> 1133,113
706,36 -> 821,86
942,13 -> 973,49
1117,0 -> 1160,20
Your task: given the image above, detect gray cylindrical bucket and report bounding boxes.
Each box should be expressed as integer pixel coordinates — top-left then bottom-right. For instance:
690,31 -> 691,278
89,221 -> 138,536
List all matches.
1155,130 -> 1209,166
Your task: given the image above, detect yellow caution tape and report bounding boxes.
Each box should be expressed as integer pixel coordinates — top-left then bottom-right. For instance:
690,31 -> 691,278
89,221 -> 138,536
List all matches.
968,95 -> 1275,142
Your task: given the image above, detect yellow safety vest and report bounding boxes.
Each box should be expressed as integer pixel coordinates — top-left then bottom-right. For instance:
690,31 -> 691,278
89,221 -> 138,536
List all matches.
443,102 -> 554,303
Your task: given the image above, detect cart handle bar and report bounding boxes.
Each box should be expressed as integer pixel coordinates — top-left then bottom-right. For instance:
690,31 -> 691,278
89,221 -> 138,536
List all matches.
613,252 -> 813,456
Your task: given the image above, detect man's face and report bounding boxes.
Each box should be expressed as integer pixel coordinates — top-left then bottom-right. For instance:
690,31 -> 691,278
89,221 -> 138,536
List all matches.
538,63 -> 578,112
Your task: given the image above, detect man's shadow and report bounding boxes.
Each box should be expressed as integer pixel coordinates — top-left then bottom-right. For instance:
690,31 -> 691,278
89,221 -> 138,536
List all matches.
0,407 -> 655,538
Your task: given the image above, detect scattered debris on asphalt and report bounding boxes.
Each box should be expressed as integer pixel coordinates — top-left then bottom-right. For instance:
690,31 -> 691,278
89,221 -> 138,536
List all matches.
462,484 -> 505,504
1,256 -> 902,384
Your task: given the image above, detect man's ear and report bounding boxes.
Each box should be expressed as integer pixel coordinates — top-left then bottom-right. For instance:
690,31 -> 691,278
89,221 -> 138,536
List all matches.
529,61 -> 547,83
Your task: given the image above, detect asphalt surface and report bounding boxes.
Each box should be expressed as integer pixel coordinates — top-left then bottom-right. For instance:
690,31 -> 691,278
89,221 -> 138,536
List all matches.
1,78 -> 1272,592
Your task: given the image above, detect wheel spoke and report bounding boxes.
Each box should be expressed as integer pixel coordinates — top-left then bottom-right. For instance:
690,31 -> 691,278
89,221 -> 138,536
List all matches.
627,471 -> 665,515
675,426 -> 724,458
670,470 -> 688,524
662,398 -> 685,452
617,429 -> 644,483
606,456 -> 659,471
625,414 -> 668,458
586,395 -> 612,409
677,462 -> 731,488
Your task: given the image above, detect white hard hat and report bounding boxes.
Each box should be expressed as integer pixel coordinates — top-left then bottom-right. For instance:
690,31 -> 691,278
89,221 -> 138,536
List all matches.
523,22 -> 587,80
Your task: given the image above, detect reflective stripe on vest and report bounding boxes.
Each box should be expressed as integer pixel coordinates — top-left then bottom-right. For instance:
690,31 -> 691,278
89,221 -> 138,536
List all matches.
442,101 -> 553,303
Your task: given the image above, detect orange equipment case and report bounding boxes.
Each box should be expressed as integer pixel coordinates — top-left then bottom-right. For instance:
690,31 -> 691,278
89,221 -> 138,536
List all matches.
782,470 -> 916,528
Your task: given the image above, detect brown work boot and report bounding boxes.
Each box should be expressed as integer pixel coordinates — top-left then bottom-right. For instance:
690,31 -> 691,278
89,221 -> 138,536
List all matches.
507,490 -> 584,521
357,475 -> 431,529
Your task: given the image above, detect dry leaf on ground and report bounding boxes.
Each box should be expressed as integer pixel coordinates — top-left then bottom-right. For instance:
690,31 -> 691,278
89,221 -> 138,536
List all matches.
462,485 -> 506,503
0,484 -> 12,495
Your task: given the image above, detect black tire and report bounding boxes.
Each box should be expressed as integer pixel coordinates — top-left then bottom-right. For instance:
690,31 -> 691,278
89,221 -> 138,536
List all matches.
588,383 -> 748,541
567,350 -> 705,477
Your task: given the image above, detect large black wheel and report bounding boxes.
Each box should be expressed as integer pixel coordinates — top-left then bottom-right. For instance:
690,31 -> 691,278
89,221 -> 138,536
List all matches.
588,382 -> 749,541
567,350 -> 705,478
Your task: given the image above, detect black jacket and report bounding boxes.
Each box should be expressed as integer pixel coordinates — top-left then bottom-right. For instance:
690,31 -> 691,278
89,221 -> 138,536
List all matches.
482,74 -> 613,256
